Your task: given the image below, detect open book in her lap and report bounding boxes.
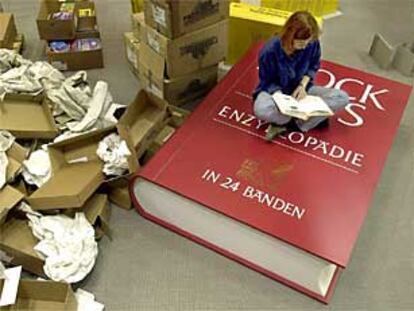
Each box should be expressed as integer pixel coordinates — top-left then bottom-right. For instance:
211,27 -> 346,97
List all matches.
272,92 -> 334,121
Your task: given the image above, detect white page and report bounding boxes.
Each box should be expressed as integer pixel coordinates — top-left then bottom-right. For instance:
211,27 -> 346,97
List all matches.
0,266 -> 22,307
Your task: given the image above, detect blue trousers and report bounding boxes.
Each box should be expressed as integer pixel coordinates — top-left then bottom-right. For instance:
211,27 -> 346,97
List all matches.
254,86 -> 349,132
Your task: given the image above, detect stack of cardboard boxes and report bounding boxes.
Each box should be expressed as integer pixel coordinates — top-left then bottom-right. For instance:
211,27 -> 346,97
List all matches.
137,0 -> 229,106
36,0 -> 104,71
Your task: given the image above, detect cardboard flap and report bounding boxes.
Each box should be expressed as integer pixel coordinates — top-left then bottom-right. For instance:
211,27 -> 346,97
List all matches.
0,186 -> 24,224
5,142 -> 28,183
82,194 -> 108,224
108,186 -> 132,210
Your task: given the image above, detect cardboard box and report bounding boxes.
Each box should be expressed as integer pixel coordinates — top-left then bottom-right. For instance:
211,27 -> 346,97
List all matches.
28,127 -> 138,210
5,142 -> 27,184
108,186 -> 132,210
124,32 -> 140,77
0,280 -> 78,311
65,194 -> 111,239
131,12 -> 144,39
0,186 -> 24,225
144,0 -> 229,39
0,219 -> 45,277
118,90 -> 168,159
140,19 -> 227,78
47,30 -> 103,71
0,96 -> 59,139
0,13 -> 17,49
76,1 -> 97,32
166,105 -> 191,128
227,3 -> 322,64
37,0 -> 77,40
139,43 -> 218,106
141,125 -> 176,164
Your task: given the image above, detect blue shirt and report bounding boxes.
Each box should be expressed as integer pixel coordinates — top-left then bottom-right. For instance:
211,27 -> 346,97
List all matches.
253,37 -> 321,99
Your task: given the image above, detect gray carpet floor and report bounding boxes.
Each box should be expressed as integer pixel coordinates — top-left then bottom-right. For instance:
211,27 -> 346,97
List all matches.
2,0 -> 414,310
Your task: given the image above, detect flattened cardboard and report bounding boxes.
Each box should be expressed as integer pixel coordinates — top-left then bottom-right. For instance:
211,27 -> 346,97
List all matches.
0,97 -> 59,139
167,105 -> 191,128
46,30 -> 104,71
0,280 -> 78,311
5,142 -> 27,184
139,44 -> 218,106
0,186 -> 24,225
118,90 -> 168,159
28,127 -> 137,210
0,219 -> 45,277
0,13 -> 17,49
141,19 -> 227,78
144,0 -> 229,39
37,0 -> 77,40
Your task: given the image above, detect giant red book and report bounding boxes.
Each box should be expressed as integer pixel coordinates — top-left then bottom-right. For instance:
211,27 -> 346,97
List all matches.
130,43 -> 412,303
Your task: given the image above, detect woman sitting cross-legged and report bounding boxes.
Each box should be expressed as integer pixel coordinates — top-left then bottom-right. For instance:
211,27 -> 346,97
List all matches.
252,11 -> 349,141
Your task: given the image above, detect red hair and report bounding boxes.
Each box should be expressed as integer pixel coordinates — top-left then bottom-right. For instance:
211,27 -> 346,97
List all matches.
280,11 -> 320,54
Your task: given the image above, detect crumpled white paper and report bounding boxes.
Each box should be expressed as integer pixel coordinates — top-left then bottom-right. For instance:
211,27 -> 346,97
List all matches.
0,50 -> 120,141
20,203 -> 98,284
75,289 -> 105,311
22,147 -> 51,188
0,131 -> 15,189
97,134 -> 131,176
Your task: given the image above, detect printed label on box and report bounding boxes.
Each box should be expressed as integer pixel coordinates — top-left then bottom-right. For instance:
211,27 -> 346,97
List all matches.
147,33 -> 161,54
180,37 -> 218,60
152,4 -> 166,27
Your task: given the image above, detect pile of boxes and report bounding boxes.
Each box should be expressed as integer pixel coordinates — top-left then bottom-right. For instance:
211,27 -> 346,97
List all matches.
0,88 -> 190,308
135,0 -> 229,107
36,0 -> 103,71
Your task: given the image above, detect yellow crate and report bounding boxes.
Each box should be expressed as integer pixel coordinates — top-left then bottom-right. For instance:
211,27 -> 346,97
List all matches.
261,0 -> 339,16
130,0 -> 144,13
227,3 -> 322,65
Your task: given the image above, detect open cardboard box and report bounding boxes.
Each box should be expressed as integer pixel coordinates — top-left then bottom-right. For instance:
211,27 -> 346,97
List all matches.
46,30 -> 104,71
0,96 -> 59,140
27,127 -> 138,210
140,18 -> 227,78
37,0 -> 77,40
144,0 -> 228,39
139,42 -> 218,106
0,218 -> 45,277
103,177 -> 132,210
0,186 -> 24,225
0,279 -> 77,311
118,90 -> 168,160
0,13 -> 18,49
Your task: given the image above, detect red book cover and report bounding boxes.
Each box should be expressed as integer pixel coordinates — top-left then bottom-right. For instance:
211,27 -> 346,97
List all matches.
130,43 -> 412,303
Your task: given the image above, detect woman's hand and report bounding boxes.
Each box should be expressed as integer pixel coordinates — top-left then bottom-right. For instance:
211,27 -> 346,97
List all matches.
292,85 -> 307,101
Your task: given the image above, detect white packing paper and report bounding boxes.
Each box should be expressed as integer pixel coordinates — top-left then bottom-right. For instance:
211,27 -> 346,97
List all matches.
22,147 -> 51,188
96,134 -> 131,176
